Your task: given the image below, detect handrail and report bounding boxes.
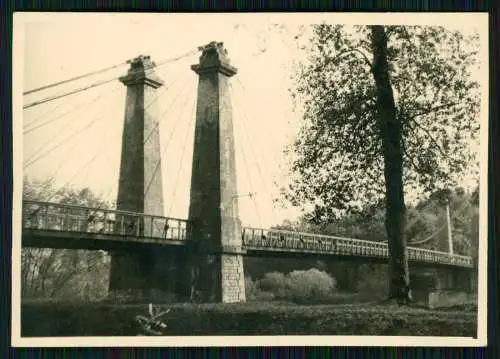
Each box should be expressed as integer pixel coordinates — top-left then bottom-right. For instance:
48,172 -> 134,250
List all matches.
23,200 -> 190,223
243,226 -> 471,258
22,199 -> 189,241
254,226 -> 383,244
21,200 -> 473,267
241,226 -> 473,267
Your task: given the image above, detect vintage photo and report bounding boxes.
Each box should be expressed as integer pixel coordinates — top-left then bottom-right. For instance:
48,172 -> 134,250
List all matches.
12,12 -> 488,346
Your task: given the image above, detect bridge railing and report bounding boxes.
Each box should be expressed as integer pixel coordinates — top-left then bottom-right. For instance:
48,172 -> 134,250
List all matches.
22,200 -> 189,241
242,227 -> 473,268
22,201 -> 473,267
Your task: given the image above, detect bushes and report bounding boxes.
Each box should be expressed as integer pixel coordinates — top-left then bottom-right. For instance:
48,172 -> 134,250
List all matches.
258,272 -> 287,298
286,269 -> 336,302
245,276 -> 275,301
21,301 -> 478,336
246,268 -> 338,303
355,264 -> 389,301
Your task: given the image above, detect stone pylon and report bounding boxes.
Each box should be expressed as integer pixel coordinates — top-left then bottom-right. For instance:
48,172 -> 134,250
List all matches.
186,42 -> 246,303
108,55 -> 168,300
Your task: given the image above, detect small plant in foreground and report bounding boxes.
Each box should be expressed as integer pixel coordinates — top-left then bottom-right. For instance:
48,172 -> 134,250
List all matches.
135,303 -> 170,335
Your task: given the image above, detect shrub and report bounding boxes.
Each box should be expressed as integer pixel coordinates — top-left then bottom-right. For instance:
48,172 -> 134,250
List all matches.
285,268 -> 337,302
245,276 -> 276,302
245,276 -> 259,299
251,291 -> 276,301
355,264 -> 388,301
244,269 -> 346,303
254,268 -> 338,303
258,272 -> 287,298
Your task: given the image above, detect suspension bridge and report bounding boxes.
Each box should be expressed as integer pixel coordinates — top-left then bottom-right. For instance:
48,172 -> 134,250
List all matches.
21,42 -> 476,303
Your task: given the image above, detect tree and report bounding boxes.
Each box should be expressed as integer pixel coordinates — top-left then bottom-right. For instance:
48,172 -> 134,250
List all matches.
286,24 -> 480,303
22,176 -> 113,301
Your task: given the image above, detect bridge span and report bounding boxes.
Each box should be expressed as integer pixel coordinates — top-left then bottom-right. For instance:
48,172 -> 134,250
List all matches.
21,200 -> 474,269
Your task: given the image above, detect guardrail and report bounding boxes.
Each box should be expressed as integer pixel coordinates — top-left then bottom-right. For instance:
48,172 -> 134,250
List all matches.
22,200 -> 188,241
21,201 -> 474,267
241,227 -> 474,268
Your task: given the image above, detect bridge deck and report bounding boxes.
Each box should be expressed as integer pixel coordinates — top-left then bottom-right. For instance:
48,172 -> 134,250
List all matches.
20,200 -> 474,268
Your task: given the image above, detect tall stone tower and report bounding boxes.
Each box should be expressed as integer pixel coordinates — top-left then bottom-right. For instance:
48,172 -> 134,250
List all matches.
187,42 -> 246,303
108,55 -> 166,299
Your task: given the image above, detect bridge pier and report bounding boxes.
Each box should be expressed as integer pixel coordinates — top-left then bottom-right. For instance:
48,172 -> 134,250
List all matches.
108,55 -> 184,302
410,265 -> 477,308
186,42 -> 246,303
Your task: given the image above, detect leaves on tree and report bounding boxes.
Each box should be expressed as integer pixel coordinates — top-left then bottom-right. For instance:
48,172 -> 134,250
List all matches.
285,25 -> 480,222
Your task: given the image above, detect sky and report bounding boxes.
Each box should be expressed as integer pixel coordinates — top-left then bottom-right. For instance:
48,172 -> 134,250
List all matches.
15,13 -> 489,228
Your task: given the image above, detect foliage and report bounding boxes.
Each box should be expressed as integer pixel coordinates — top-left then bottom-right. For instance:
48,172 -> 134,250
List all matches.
21,176 -> 112,301
254,186 -> 479,302
135,304 -> 170,335
355,264 -> 389,301
258,271 -> 288,298
249,269 -> 337,303
21,301 -> 477,336
271,185 -> 479,256
286,25 -> 480,221
286,268 -> 337,301
21,247 -> 110,301
285,25 -> 481,302
245,276 -> 276,301
23,176 -> 113,208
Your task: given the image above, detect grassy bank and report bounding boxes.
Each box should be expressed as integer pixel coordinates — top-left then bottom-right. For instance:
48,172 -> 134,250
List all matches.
21,301 -> 477,337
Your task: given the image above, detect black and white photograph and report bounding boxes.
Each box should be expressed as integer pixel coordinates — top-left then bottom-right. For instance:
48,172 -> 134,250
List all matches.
12,12 -> 488,346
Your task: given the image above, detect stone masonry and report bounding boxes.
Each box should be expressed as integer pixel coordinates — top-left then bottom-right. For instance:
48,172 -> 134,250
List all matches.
187,42 -> 246,303
108,55 -> 174,299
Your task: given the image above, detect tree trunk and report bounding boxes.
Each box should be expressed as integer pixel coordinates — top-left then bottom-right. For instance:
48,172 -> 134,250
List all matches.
369,25 -> 411,304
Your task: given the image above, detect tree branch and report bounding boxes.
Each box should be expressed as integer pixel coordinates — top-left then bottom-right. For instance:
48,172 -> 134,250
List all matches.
50,267 -> 79,298
409,118 -> 448,158
409,102 -> 461,121
385,26 -> 397,39
348,47 -> 373,69
402,143 -> 421,173
329,47 -> 373,70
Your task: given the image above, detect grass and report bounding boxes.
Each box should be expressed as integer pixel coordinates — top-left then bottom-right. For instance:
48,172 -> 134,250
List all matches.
21,300 -> 477,337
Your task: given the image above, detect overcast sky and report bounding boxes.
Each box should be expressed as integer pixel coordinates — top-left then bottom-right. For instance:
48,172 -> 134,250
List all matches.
15,13 -> 488,228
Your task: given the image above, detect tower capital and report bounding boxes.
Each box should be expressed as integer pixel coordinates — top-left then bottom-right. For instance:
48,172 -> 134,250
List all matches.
119,54 -> 164,88
191,41 -> 237,77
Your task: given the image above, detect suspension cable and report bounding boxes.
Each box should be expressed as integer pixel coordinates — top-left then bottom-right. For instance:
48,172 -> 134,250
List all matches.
407,198 -> 473,246
144,80 -> 196,198
235,95 -> 269,227
142,73 -> 193,146
23,57 -> 181,134
229,86 -> 264,227
23,49 -> 198,110
408,223 -> 448,245
40,90 -> 131,205
23,94 -> 72,128
23,85 -> 124,169
167,96 -> 197,217
24,65 -> 186,170
378,197 -> 442,244
230,81 -> 277,225
24,84 -> 123,166
23,61 -> 128,96
24,81 -> 120,135
23,77 -> 118,110
32,68 -> 189,205
51,115 -> 121,206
